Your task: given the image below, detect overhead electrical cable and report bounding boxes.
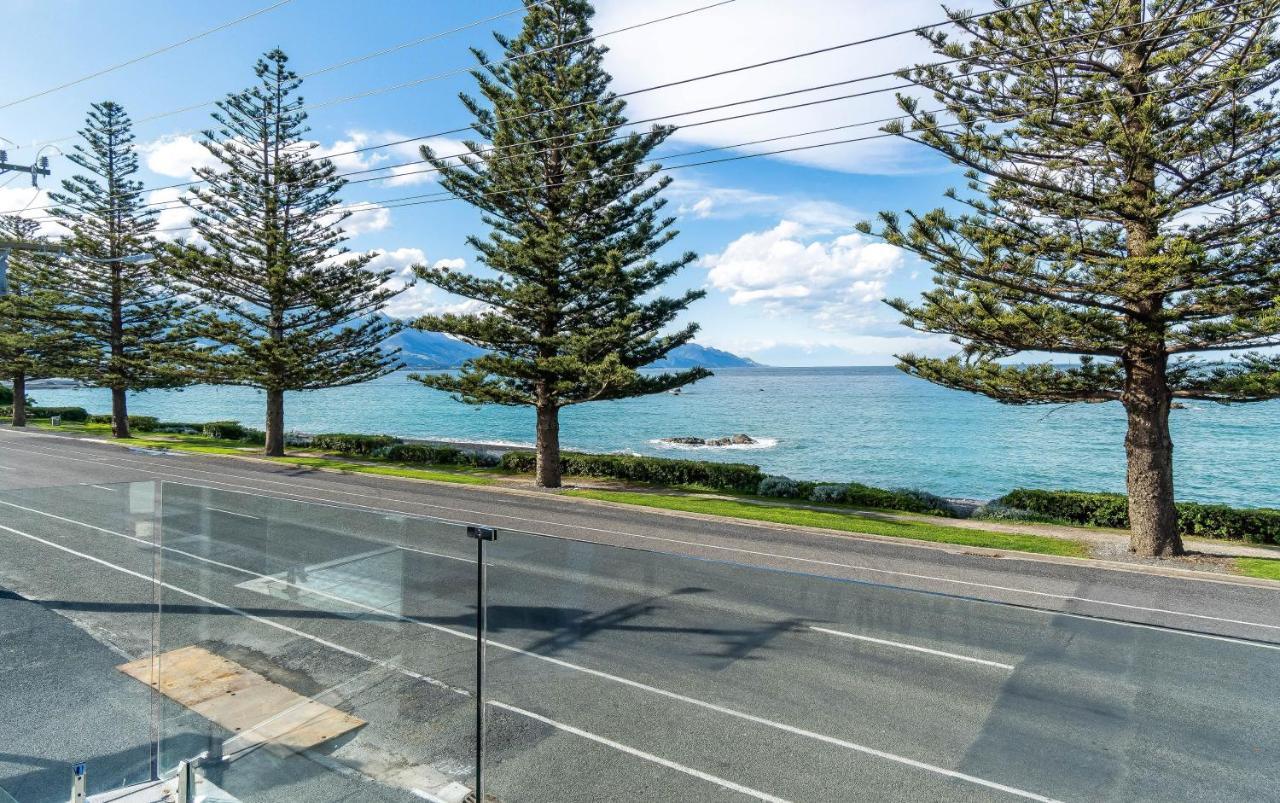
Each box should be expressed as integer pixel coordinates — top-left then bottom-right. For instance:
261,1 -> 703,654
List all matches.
0,0 -> 297,112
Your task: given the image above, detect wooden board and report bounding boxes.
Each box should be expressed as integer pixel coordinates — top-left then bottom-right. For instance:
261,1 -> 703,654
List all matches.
118,645 -> 365,756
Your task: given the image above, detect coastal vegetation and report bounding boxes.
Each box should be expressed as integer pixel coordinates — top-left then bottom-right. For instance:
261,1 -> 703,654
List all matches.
171,50 -> 404,458
862,1 -> 1280,557
48,101 -> 196,439
0,216 -> 79,427
409,0 -> 709,488
22,407 -> 1279,558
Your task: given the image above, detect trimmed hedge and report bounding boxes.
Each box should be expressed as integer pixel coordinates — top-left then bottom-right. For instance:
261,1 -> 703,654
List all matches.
203,421 -> 248,440
309,432 -> 403,457
27,406 -> 90,422
995,488 -> 1280,544
88,414 -> 160,432
500,451 -> 766,492
383,443 -> 499,468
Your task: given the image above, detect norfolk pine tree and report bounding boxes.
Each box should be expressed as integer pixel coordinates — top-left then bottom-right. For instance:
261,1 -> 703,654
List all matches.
861,1 -> 1280,556
175,50 -> 402,457
412,0 -> 708,488
0,217 -> 84,426
50,101 -> 195,439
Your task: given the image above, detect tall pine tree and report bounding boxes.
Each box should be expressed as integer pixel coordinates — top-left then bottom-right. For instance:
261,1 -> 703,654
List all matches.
0,217 -> 84,426
175,50 -> 402,457
860,1 -> 1280,556
50,101 -> 194,438
413,0 -> 708,488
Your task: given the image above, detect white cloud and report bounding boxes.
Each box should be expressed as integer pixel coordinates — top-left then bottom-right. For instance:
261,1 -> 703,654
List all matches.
703,220 -> 903,325
364,248 -> 486,319
335,202 -> 391,235
149,187 -> 198,243
141,135 -> 218,178
595,0 -> 943,175
0,187 -> 68,237
699,333 -> 955,367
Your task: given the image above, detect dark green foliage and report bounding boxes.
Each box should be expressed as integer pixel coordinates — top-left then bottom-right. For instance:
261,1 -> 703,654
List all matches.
88,414 -> 159,431
173,50 -> 403,456
411,0 -> 708,487
499,451 -> 764,492
24,406 -> 90,422
757,476 -> 816,499
48,102 -> 197,438
0,216 -> 84,423
860,1 -> 1280,556
995,489 -> 1280,544
202,421 -> 248,440
384,443 -> 499,468
308,433 -> 402,457
758,476 -> 954,515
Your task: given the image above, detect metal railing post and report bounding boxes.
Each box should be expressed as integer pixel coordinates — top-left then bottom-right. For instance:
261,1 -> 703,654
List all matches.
70,763 -> 86,803
176,758 -> 194,803
468,525 -> 497,803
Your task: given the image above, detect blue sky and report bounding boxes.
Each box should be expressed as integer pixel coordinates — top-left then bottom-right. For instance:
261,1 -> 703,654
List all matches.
0,0 -> 972,366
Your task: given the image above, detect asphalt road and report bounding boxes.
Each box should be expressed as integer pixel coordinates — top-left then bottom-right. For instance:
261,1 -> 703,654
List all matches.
0,427 -> 1278,803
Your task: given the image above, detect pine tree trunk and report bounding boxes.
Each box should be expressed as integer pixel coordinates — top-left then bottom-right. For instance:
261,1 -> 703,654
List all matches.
265,388 -> 285,457
535,403 -> 562,488
111,387 -> 131,439
11,372 -> 26,427
1123,348 -> 1183,556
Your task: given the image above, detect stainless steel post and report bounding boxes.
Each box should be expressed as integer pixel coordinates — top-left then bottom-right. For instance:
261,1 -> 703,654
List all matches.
468,525 -> 497,803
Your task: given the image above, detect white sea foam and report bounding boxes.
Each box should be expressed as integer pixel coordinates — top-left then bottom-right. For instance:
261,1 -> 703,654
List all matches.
647,437 -> 779,451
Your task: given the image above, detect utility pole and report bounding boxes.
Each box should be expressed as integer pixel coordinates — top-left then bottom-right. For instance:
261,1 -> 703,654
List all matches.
0,149 -> 51,187
0,148 -> 54,297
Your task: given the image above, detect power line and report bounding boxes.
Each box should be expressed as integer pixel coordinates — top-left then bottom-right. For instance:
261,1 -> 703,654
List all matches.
19,0 -> 740,151
0,0 -> 296,112
17,0 -> 1260,221
140,68 -> 1273,238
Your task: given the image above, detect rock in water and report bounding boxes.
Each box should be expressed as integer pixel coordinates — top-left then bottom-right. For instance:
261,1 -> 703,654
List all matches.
661,434 -> 755,447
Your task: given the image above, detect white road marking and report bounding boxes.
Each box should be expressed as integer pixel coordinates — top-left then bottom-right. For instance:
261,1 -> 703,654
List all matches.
87,484 -> 118,492
489,701 -> 794,803
207,507 -> 260,520
0,499 -> 1068,801
810,626 -> 1015,670
3,433 -> 1280,638
0,523 -> 808,803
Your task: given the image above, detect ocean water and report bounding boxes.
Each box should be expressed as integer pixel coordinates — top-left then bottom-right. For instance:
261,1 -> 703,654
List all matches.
29,367 -> 1280,507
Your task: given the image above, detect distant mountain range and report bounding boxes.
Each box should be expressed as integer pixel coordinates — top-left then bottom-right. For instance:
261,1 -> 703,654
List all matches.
385,328 -> 760,369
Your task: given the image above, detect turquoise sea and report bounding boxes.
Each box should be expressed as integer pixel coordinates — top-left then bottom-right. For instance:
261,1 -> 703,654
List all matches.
29,367 -> 1280,508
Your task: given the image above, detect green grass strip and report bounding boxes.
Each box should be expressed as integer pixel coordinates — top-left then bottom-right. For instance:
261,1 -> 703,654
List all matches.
1235,557 -> 1280,581
268,456 -> 493,486
32,420 -> 493,485
566,489 -> 1089,557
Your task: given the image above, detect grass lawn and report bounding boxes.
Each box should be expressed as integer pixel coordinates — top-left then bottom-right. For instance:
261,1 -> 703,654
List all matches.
31,420 -> 494,485
566,489 -> 1089,557
1235,557 -> 1280,581
270,456 -> 494,486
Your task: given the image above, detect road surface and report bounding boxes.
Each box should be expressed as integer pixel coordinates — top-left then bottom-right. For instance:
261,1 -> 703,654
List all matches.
0,427 -> 1277,802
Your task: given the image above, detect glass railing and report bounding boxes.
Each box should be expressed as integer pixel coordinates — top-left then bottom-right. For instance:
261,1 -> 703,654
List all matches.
2,478 -> 1278,801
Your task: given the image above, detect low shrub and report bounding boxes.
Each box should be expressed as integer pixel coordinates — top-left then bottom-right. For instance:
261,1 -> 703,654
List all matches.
153,421 -> 205,434
501,451 -> 766,492
29,406 -> 89,422
88,414 -> 160,431
831,482 -> 955,516
994,488 -> 1280,544
758,475 -> 814,499
809,484 -> 848,504
203,421 -> 248,441
309,432 -> 403,457
384,443 -> 499,468
972,503 -> 1068,525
